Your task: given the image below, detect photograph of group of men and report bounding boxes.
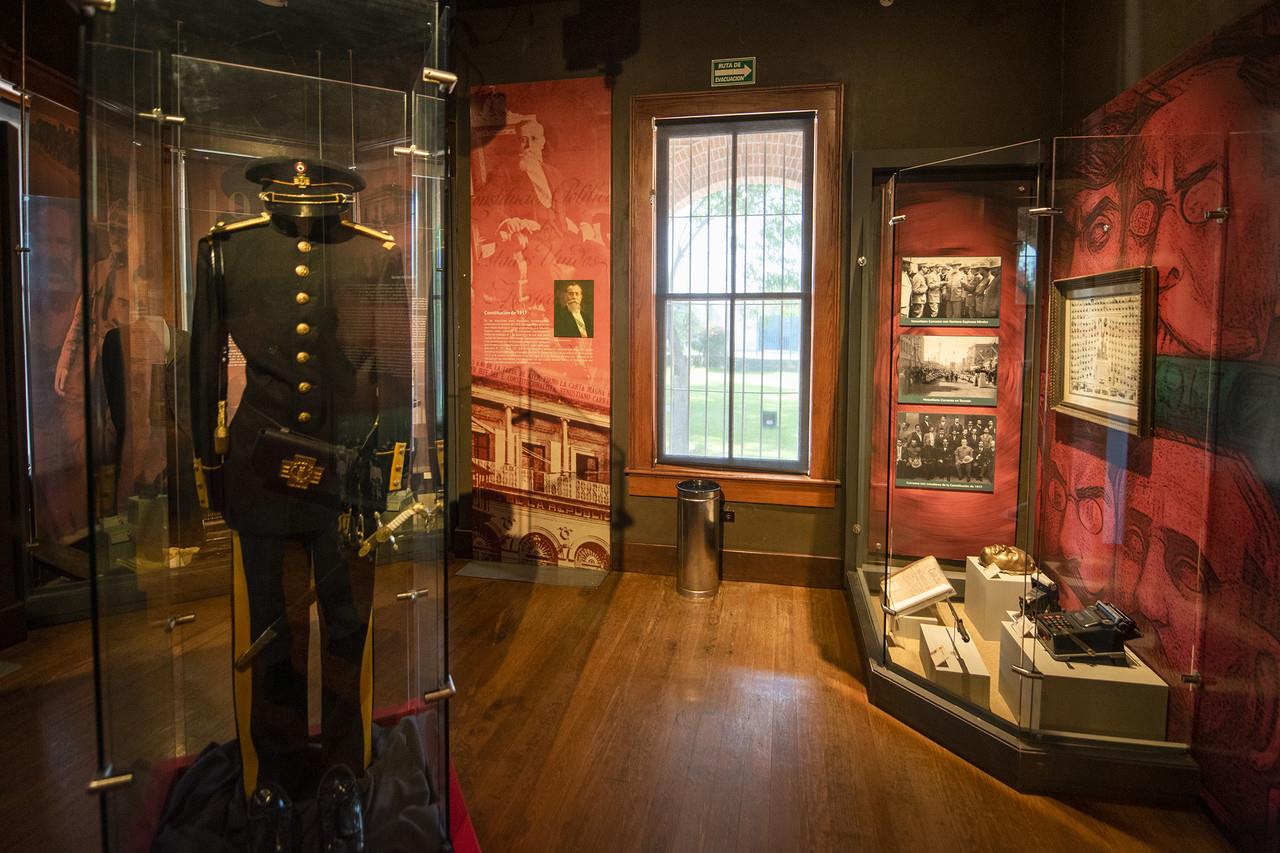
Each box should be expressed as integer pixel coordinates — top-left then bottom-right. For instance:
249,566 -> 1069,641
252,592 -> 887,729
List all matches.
895,412 -> 996,492
897,334 -> 998,406
899,256 -> 1001,326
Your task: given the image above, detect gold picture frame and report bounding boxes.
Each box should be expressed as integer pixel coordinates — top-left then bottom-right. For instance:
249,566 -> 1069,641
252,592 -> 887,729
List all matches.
1048,267 -> 1157,436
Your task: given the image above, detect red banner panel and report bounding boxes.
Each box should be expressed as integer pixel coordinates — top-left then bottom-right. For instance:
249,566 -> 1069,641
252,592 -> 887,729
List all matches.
469,77 -> 613,570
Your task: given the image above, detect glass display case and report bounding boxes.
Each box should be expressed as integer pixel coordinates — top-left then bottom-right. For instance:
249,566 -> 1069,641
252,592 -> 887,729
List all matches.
848,139 -> 1202,799
62,2 -> 454,850
1044,120 -> 1280,836
17,89 -> 96,625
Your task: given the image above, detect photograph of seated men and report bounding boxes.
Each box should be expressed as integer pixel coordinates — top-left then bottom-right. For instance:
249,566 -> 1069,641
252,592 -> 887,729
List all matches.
894,412 -> 996,492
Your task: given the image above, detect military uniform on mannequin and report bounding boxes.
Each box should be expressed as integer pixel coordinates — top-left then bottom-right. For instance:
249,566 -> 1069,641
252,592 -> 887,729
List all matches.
190,157 -> 411,853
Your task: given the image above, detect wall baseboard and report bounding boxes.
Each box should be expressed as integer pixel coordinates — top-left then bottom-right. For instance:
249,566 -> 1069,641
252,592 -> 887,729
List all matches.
622,541 -> 843,589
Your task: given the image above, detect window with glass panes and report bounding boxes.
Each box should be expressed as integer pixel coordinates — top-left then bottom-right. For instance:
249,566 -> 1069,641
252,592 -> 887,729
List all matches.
655,115 -> 813,472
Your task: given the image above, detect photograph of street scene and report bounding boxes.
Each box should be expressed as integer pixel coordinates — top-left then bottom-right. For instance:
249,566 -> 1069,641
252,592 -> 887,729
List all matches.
897,334 -> 998,406
895,412 -> 996,492
899,256 -> 1001,327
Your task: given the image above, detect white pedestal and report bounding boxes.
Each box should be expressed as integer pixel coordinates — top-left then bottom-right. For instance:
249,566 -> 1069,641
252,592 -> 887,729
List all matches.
889,605 -> 939,642
998,617 -> 1168,740
964,555 -> 1029,641
919,624 -> 990,709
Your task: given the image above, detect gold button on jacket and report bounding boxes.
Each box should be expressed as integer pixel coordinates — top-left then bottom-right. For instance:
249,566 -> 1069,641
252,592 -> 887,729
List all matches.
296,351 -> 311,364
295,263 -> 310,277
295,292 -> 310,305
296,411 -> 312,424
297,381 -> 313,394
296,323 -> 311,336
296,239 -> 312,253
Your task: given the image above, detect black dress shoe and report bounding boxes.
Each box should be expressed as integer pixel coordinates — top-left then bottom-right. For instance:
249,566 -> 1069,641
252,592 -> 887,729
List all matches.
246,781 -> 293,853
317,764 -> 365,853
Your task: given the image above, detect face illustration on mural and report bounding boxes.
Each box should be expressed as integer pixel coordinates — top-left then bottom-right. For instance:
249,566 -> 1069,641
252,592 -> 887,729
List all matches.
1063,183 -> 1124,277
1113,441 -> 1215,675
520,120 -> 547,162
1066,60 -> 1280,359
1162,440 -> 1280,774
1040,441 -> 1120,604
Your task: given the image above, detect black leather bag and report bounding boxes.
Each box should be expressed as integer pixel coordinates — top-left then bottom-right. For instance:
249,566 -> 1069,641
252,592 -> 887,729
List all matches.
250,427 -> 356,506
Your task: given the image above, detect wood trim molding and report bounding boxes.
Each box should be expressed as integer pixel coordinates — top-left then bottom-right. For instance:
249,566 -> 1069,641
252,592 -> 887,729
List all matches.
623,541 -> 843,589
627,84 -> 844,504
625,466 -> 837,507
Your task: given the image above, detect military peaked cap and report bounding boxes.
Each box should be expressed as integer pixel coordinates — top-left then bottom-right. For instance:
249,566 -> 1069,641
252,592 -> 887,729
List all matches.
245,157 -> 367,208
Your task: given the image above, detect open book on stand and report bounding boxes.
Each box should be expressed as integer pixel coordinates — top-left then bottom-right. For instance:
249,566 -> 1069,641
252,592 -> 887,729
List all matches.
884,555 -> 956,617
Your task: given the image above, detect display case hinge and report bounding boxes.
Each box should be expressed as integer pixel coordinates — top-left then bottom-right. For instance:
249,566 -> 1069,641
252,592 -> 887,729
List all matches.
14,245 -> 30,254
395,587 -> 431,602
392,144 -> 434,160
1203,207 -> 1229,222
74,0 -> 116,14
422,674 -> 456,706
137,108 -> 185,125
421,67 -> 458,94
1181,671 -> 1203,686
1010,663 -> 1044,679
165,613 -> 196,632
1027,207 -> 1062,217
87,766 -> 133,794
887,214 -> 906,226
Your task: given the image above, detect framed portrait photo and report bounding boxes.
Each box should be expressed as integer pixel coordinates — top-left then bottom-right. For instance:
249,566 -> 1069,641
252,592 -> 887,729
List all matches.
1048,267 -> 1156,436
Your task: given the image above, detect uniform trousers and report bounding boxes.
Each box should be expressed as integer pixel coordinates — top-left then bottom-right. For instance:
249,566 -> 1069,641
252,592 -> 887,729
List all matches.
231,526 -> 375,799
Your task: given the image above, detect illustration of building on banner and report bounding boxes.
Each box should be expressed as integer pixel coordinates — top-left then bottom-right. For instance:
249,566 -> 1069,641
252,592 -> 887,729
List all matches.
470,368 -> 611,570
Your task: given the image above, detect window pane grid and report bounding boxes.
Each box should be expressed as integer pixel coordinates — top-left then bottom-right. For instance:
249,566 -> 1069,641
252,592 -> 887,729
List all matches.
656,116 -> 811,472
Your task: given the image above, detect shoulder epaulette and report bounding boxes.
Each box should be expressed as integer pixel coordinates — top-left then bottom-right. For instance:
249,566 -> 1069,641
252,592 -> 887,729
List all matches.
341,220 -> 397,250
209,212 -> 270,236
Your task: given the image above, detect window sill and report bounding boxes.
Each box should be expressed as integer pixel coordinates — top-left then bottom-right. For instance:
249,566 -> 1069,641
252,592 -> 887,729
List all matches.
625,466 -> 839,507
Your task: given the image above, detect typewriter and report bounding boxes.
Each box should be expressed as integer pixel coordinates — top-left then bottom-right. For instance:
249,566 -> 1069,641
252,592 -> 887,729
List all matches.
1034,600 -> 1140,663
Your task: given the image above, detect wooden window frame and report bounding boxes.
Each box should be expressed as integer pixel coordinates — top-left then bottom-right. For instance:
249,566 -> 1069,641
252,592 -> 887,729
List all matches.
626,84 -> 843,508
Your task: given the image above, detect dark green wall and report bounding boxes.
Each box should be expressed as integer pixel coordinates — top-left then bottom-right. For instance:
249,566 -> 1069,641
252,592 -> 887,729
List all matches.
449,0 -> 1067,564
1059,0 -> 1265,127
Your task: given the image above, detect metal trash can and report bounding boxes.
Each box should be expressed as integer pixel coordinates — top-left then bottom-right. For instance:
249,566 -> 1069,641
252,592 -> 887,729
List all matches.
676,479 -> 723,598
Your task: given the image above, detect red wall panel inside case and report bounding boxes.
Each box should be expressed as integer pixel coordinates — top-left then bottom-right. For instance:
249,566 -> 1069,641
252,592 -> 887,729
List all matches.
870,179 -> 1030,562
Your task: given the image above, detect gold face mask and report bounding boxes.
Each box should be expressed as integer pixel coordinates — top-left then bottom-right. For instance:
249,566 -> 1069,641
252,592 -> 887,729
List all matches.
979,544 -> 1037,575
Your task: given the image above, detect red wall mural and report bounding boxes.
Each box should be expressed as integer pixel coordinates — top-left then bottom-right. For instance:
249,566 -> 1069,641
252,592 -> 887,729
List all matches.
1041,6 -> 1280,848
468,78 -> 613,570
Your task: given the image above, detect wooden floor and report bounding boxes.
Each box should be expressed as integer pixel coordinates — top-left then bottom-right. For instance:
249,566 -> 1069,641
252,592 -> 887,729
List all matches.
0,569 -> 1231,852
450,571 -> 1230,853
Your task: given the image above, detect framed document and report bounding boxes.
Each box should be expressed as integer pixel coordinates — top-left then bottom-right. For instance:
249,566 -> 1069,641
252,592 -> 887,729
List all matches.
1048,267 -> 1156,436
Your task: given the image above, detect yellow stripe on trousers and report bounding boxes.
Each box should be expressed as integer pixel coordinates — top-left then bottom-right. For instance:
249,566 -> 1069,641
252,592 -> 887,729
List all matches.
231,532 -> 260,798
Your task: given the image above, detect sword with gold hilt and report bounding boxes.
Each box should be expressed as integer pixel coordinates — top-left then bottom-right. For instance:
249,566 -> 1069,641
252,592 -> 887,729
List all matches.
357,500 -> 431,557
233,499 -> 438,672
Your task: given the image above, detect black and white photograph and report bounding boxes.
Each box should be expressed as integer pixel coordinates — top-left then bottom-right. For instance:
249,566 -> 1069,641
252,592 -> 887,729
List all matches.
895,412 -> 996,492
897,334 -> 998,406
899,256 -> 1001,327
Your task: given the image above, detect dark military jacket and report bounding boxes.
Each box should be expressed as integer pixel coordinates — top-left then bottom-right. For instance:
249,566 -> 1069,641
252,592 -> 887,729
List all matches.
190,212 -> 411,535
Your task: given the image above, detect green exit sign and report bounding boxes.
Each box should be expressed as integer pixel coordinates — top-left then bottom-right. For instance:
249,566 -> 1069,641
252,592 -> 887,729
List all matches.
711,56 -> 756,87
